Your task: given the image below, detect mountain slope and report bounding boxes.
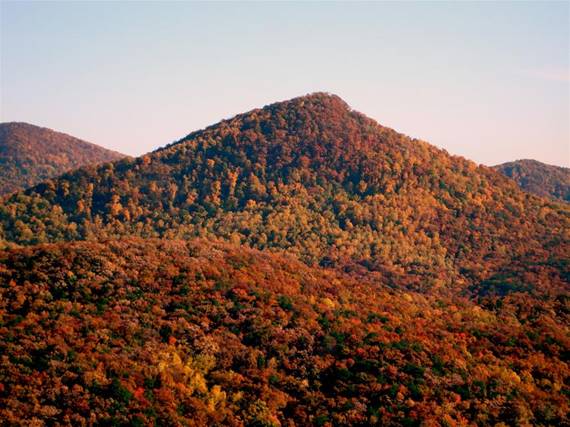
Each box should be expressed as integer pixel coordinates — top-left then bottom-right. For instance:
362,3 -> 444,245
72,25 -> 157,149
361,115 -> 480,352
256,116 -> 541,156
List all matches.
0,122 -> 126,195
0,238 -> 567,426
494,159 -> 570,202
0,94 -> 568,294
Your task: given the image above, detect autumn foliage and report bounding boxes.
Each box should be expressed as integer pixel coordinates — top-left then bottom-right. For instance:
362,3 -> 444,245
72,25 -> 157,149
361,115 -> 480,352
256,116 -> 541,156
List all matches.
0,94 -> 568,426
0,94 -> 568,294
0,239 -> 568,426
0,122 -> 126,196
494,159 -> 570,202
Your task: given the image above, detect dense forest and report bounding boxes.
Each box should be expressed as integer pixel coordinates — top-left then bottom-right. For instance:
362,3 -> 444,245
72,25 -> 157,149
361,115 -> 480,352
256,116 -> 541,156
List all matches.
0,122 -> 126,196
494,159 -> 570,203
0,94 -> 568,425
0,94 -> 568,293
1,239 -> 568,426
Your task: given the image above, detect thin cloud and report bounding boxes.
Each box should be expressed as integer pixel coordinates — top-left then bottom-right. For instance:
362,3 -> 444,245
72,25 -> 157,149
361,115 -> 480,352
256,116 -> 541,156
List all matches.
522,67 -> 570,82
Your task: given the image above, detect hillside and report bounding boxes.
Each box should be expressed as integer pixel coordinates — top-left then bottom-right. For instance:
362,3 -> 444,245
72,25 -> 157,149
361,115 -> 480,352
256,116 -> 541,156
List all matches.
494,159 -> 570,202
0,93 -> 568,294
0,238 -> 567,426
0,122 -> 126,195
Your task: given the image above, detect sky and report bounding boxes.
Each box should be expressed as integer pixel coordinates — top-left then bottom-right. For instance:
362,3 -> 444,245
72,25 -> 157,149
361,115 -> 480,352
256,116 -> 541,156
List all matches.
1,1 -> 568,167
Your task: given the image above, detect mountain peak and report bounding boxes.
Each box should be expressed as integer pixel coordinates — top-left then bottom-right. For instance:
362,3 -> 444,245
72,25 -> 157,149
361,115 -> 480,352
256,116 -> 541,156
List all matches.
261,92 -> 353,120
279,91 -> 350,107
162,92 -> 361,155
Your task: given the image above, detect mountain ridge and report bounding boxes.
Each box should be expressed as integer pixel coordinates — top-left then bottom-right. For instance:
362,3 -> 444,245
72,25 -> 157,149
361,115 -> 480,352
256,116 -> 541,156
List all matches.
494,158 -> 570,202
0,122 -> 126,196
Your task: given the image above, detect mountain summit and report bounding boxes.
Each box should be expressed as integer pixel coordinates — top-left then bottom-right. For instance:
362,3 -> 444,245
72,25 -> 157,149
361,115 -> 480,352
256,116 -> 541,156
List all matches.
0,93 -> 568,293
0,122 -> 126,195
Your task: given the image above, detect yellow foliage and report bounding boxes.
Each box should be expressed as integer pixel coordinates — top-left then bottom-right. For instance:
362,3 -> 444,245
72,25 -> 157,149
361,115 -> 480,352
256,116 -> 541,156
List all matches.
156,346 -> 227,413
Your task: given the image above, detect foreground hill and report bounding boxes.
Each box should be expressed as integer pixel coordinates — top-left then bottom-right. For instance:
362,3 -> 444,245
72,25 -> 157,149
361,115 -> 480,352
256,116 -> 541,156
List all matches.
0,122 -> 126,195
0,94 -> 568,294
0,238 -> 567,426
494,159 -> 570,202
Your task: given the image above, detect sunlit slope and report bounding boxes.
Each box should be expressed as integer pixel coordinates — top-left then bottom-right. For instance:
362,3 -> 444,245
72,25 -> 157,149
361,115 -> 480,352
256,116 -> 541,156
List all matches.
0,238 -> 567,425
0,94 -> 568,292
0,122 -> 126,195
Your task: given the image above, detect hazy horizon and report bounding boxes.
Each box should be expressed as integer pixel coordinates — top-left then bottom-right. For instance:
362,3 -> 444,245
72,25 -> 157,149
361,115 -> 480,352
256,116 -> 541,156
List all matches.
1,1 -> 568,167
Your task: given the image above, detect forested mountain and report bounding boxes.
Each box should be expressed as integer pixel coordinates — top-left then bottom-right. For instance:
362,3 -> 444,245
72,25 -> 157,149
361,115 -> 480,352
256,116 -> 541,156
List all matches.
0,239 -> 567,426
0,94 -> 568,425
0,94 -> 568,294
0,122 -> 126,195
494,159 -> 570,202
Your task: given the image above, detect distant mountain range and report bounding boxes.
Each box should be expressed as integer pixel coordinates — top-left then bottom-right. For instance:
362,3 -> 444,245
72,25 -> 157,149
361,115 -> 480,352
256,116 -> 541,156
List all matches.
0,94 -> 568,425
0,122 -> 126,195
494,159 -> 570,202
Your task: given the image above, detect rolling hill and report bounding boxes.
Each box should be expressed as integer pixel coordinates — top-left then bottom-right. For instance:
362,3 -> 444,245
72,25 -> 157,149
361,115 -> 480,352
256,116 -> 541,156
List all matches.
494,159 -> 570,202
0,122 -> 126,195
0,238 -> 567,426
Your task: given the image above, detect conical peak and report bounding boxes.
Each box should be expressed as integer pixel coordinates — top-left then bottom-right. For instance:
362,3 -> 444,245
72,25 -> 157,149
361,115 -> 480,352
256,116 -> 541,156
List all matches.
166,92 -> 357,151
262,92 -> 352,116
282,92 -> 349,107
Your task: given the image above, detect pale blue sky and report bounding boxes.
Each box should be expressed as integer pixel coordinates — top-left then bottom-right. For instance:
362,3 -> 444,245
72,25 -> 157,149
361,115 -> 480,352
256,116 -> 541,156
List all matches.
1,1 -> 568,166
